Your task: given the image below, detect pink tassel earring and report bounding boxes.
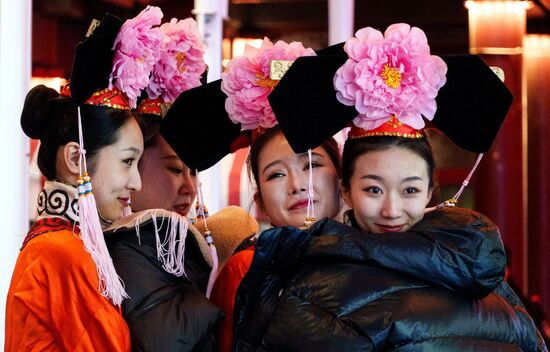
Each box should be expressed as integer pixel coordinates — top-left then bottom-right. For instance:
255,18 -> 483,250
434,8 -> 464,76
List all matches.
77,107 -> 128,306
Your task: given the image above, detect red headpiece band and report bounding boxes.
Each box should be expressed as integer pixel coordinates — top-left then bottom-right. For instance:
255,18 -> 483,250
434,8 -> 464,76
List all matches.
60,83 -> 130,110
136,97 -> 164,116
347,115 -> 425,140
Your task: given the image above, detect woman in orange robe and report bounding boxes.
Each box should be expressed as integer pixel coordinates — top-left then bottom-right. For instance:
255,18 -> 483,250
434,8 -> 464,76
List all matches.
6,216 -> 133,351
5,13 -> 146,351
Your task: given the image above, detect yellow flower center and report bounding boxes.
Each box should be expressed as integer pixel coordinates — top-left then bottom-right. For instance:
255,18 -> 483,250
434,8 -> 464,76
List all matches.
256,73 -> 278,88
380,63 -> 401,89
176,52 -> 188,73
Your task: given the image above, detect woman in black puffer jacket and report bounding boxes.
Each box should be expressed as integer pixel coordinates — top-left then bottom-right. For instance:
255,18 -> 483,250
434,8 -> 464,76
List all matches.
232,136 -> 546,352
232,20 -> 548,351
105,210 -> 224,352
233,207 -> 546,351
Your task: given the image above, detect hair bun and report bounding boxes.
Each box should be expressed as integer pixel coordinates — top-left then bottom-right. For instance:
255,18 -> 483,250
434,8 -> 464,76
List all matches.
20,85 -> 61,139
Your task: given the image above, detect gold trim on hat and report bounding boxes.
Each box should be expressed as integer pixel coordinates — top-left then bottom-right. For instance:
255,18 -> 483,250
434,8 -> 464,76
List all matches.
86,19 -> 101,38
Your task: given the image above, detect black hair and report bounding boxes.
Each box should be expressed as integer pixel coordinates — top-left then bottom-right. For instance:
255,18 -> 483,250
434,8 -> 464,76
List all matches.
341,136 -> 436,190
21,85 -> 135,180
247,126 -> 341,198
135,113 -> 162,149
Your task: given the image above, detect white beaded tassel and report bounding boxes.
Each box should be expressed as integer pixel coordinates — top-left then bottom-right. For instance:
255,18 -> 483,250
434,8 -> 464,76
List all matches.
304,148 -> 316,228
195,170 -> 219,298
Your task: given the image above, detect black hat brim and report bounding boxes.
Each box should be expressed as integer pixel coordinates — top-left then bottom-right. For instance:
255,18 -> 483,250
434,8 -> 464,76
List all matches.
70,14 -> 122,105
269,53 -> 513,154
160,80 -> 242,172
431,55 -> 513,153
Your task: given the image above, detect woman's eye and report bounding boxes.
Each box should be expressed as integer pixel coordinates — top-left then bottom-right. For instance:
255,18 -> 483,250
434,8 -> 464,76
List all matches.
168,167 -> 183,175
404,187 -> 420,194
123,158 -> 135,166
304,162 -> 321,171
266,172 -> 285,181
364,186 -> 383,194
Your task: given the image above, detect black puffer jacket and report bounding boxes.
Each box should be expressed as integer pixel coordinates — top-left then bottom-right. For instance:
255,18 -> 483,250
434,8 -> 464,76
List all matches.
105,213 -> 224,352
234,207 -> 546,351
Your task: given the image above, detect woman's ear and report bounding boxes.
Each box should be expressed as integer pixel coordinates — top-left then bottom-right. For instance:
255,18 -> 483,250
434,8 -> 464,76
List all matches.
61,142 -> 81,175
341,183 -> 354,209
426,187 -> 434,207
253,191 -> 266,213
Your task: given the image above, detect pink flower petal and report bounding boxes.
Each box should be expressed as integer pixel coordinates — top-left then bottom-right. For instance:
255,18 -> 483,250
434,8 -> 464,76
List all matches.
333,23 -> 447,130
221,38 -> 315,130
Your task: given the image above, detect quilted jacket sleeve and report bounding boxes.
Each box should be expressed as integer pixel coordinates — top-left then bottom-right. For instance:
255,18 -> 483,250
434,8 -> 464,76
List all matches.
309,207 -> 506,298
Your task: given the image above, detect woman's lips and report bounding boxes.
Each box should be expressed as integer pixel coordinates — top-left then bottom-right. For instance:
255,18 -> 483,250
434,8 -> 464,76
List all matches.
173,203 -> 190,216
376,224 -> 404,233
118,197 -> 130,206
289,199 -> 313,211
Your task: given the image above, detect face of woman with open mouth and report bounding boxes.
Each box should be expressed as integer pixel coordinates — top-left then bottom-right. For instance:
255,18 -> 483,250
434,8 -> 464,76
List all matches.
255,133 -> 340,227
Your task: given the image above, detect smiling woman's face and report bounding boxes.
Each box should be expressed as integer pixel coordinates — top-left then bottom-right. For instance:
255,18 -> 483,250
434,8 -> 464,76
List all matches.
256,133 -> 340,227
90,118 -> 143,222
342,146 -> 432,233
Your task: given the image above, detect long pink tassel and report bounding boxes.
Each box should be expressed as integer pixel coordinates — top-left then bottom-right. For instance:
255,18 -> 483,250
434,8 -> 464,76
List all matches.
77,107 -> 128,306
195,170 -> 218,299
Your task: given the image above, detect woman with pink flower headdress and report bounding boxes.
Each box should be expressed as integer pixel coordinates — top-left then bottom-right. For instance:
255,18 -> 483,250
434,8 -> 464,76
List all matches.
157,37 -> 344,352
128,15 -> 206,218
101,14 -> 228,352
129,16 -> 205,219
216,38 -> 345,352
4,9 -> 160,350
231,24 -> 547,351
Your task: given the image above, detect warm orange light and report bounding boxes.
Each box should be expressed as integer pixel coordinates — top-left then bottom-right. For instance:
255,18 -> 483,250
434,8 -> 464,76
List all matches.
465,1 -> 531,11
524,34 -> 550,58
231,38 -> 263,58
222,37 -> 264,68
30,77 -> 66,92
466,0 -> 528,53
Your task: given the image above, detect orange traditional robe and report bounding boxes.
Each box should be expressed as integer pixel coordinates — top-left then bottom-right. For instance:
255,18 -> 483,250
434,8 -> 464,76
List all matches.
5,218 -> 131,351
210,247 -> 255,352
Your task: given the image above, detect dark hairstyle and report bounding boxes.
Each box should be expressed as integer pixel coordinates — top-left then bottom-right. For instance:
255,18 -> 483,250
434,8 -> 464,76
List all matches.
135,113 -> 162,149
247,126 -> 341,197
341,136 -> 436,190
21,85 -> 135,180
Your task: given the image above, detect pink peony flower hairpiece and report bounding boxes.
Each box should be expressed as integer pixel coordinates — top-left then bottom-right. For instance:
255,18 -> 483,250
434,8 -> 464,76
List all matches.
146,17 -> 207,103
221,38 -> 316,130
109,6 -> 164,108
334,23 -> 447,131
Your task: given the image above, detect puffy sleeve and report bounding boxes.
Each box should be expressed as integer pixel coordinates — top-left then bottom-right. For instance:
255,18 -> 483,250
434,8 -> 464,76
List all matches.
310,207 -> 506,298
107,229 -> 224,352
7,230 -> 131,351
211,248 -> 255,352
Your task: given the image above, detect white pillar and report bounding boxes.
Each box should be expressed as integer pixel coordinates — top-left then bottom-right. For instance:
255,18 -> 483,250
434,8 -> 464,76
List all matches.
194,0 -> 227,82
193,0 -> 228,213
328,0 -> 354,45
0,0 -> 32,346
